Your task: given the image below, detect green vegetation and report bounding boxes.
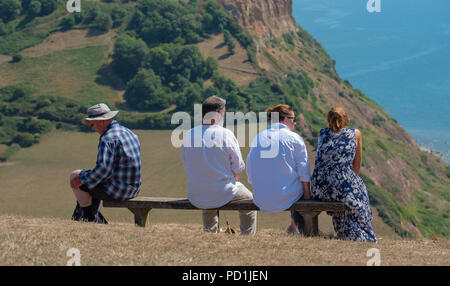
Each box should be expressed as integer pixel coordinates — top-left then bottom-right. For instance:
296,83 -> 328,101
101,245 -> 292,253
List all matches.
296,26 -> 340,82
109,0 -> 256,112
0,85 -> 87,148
0,0 -> 448,241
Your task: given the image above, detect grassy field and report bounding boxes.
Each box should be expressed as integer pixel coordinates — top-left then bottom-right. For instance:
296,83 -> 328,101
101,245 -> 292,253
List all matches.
0,129 -> 399,239
0,45 -> 120,106
0,215 -> 447,266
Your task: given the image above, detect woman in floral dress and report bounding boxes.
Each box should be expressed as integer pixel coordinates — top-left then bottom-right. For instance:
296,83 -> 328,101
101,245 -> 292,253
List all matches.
311,107 -> 377,242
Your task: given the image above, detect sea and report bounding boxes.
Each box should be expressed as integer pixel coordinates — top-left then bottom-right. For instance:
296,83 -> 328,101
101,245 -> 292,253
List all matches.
292,0 -> 450,163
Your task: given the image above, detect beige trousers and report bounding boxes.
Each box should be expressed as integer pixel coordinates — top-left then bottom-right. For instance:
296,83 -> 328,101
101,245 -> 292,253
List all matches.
202,182 -> 257,235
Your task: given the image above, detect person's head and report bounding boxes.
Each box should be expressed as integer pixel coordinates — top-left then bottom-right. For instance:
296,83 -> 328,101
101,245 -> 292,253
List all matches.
88,119 -> 113,134
327,106 -> 349,132
202,96 -> 226,126
266,104 -> 296,131
82,103 -> 118,134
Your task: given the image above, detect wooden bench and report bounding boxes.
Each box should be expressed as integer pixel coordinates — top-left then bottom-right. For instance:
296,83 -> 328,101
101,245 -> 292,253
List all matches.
103,197 -> 348,236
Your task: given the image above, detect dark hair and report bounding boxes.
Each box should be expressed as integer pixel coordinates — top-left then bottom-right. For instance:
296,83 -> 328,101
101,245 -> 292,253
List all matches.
266,104 -> 293,122
202,96 -> 226,119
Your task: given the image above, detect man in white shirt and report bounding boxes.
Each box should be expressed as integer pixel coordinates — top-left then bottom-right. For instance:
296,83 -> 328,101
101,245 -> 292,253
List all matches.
247,104 -> 311,234
181,96 -> 257,235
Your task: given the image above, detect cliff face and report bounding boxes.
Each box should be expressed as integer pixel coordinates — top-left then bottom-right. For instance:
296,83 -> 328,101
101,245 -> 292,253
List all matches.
215,0 -> 450,238
217,0 -> 298,48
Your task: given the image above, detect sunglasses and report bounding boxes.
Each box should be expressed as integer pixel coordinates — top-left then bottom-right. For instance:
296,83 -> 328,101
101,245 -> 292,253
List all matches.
286,116 -> 296,122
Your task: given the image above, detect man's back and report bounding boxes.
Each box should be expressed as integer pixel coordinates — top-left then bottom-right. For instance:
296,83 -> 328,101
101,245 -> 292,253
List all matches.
80,121 -> 142,201
247,123 -> 311,213
181,125 -> 245,209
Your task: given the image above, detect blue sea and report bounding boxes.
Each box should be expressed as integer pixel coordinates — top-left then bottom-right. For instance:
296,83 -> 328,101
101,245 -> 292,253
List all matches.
293,0 -> 450,163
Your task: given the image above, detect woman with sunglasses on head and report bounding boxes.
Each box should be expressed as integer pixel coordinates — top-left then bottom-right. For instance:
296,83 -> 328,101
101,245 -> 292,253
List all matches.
311,107 -> 377,242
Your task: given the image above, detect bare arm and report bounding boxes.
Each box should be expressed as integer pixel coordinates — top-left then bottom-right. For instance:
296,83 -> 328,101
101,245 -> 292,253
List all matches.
301,181 -> 311,200
352,129 -> 362,175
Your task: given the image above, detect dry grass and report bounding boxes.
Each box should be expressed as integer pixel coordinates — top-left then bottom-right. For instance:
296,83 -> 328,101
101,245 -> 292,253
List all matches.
197,34 -> 259,87
20,29 -> 115,58
0,55 -> 12,64
0,215 -> 448,266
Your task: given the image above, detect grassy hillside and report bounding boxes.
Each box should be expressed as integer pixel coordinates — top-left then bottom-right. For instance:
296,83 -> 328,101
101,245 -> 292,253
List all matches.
0,215 -> 448,266
0,0 -> 448,239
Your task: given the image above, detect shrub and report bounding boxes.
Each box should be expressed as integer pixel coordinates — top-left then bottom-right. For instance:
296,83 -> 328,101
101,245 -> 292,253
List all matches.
11,87 -> 26,101
0,143 -> 20,162
29,1 -> 41,16
11,53 -> 22,63
39,0 -> 57,16
0,19 -> 8,35
83,3 -> 100,24
111,6 -> 127,27
18,118 -> 53,134
0,0 -> 22,22
204,56 -> 218,78
374,139 -> 388,152
60,15 -> 75,30
12,133 -> 36,147
372,114 -> 385,127
93,13 -> 113,32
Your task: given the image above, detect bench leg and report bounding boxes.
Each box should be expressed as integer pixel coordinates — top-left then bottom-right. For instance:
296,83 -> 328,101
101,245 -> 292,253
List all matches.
128,208 -> 151,227
297,211 -> 320,236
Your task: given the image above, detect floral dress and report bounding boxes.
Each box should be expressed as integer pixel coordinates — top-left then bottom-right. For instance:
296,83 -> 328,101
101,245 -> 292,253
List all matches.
311,128 -> 377,242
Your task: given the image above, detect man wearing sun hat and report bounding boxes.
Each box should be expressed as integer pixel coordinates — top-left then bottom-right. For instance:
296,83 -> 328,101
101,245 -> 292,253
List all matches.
69,103 -> 142,223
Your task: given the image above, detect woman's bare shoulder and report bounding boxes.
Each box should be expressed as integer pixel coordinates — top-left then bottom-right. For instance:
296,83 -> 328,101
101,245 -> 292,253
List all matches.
354,129 -> 362,140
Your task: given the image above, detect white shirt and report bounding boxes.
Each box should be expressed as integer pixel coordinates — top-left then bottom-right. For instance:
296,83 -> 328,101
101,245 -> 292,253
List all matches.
246,123 -> 311,213
181,124 -> 245,209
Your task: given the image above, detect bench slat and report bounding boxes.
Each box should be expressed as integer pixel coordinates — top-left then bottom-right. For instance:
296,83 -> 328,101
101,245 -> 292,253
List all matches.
103,197 -> 347,212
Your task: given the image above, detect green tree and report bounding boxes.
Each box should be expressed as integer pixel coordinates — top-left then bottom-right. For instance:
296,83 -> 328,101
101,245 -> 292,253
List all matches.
146,46 -> 172,80
111,6 -> 127,28
124,69 -> 170,111
112,34 -> 149,82
203,1 -> 229,32
0,0 -> 22,22
39,0 -> 57,16
83,3 -> 101,24
176,83 -> 203,112
173,45 -> 205,82
12,133 -> 36,147
204,56 -> 218,78
0,19 -> 7,35
18,118 -> 52,134
11,53 -> 22,63
29,1 -> 41,16
223,30 -> 235,55
93,13 -> 112,31
60,15 -> 75,30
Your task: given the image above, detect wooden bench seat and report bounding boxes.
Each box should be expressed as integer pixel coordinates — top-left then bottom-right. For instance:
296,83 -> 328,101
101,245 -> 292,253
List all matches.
103,197 -> 348,236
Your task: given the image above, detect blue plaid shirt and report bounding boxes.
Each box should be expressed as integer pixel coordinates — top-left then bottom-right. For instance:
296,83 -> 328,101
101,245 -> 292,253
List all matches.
79,121 -> 142,201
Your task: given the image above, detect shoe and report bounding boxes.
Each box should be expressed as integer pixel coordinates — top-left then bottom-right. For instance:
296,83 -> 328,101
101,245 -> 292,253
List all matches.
286,225 -> 302,235
81,205 -> 97,222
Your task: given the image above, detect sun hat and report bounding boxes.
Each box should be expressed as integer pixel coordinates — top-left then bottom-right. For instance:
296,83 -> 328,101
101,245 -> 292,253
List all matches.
82,103 -> 119,126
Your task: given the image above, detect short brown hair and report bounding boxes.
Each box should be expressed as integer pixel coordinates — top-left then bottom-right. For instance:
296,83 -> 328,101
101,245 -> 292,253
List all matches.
327,107 -> 349,132
202,96 -> 226,119
266,104 -> 293,122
